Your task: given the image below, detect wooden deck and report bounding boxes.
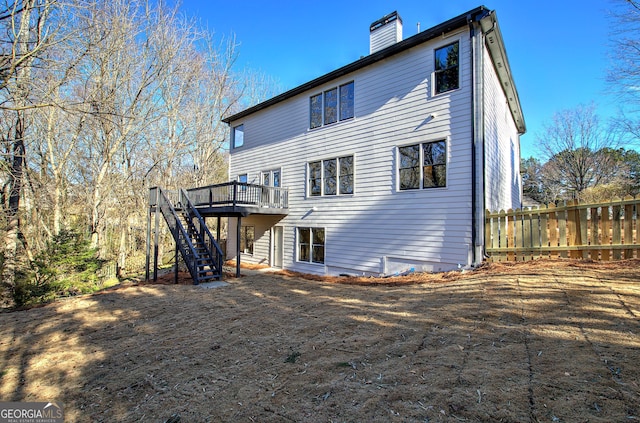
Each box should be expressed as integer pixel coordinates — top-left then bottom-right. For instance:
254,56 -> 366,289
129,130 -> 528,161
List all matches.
150,181 -> 289,217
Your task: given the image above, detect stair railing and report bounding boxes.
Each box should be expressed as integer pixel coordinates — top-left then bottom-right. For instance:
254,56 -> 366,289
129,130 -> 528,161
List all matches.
180,188 -> 224,278
157,187 -> 200,282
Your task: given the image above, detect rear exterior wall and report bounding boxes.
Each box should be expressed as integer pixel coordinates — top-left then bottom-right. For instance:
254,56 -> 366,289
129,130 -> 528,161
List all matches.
228,30 -> 475,276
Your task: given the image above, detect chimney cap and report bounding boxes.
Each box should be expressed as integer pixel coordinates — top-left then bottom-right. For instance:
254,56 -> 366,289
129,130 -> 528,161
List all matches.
370,11 -> 402,32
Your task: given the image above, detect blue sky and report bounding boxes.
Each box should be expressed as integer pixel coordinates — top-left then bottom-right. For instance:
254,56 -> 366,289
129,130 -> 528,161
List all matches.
181,0 -> 617,158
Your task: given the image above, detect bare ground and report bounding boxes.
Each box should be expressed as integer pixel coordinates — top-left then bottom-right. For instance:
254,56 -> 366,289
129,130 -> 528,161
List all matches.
0,259 -> 639,422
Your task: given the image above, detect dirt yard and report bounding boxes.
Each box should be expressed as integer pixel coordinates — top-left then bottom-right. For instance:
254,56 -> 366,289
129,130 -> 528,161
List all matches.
1,259 -> 639,422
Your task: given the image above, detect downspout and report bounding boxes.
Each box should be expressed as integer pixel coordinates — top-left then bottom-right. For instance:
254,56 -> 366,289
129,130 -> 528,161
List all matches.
468,16 -> 478,267
469,13 -> 487,266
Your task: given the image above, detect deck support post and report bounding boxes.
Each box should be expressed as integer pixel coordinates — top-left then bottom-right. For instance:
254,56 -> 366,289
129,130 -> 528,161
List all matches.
216,216 -> 221,245
153,199 -> 160,282
145,204 -> 151,281
174,240 -> 179,284
236,216 -> 242,277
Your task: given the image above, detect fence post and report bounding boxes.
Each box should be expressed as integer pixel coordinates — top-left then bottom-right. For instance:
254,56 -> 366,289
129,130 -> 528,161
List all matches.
624,197 -> 634,259
567,199 -> 581,259
612,200 -> 622,260
540,204 -> 549,259
557,201 -> 568,258
579,205 -> 588,259
601,203 -> 611,261
548,203 -> 558,258
590,205 -> 600,260
498,209 -> 507,262
506,209 -> 515,261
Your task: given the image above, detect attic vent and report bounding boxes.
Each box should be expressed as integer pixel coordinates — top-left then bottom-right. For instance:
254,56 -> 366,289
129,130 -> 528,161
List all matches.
370,11 -> 403,54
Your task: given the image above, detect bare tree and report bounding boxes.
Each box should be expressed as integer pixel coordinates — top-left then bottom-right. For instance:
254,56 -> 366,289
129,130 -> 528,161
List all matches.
0,0 -> 57,305
608,1 -> 640,104
0,0 -> 276,301
538,104 -> 618,200
607,0 -> 640,147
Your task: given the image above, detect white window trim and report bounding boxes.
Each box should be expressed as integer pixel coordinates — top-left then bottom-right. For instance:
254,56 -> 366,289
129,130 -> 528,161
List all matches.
306,154 -> 355,198
261,168 -> 283,187
396,139 -> 448,192
431,38 -> 462,97
296,227 -> 326,265
232,123 -> 245,149
309,81 -> 355,130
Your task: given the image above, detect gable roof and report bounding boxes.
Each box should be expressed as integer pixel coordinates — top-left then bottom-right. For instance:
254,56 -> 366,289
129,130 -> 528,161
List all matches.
223,5 -> 525,134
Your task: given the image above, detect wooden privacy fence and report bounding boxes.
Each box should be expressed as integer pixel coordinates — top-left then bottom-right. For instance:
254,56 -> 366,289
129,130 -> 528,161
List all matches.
485,197 -> 640,262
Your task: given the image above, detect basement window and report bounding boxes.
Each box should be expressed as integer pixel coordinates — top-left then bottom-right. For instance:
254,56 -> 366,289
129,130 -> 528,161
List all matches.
240,225 -> 254,255
297,227 -> 325,264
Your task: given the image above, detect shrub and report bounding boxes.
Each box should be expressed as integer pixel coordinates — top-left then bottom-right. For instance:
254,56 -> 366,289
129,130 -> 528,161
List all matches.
13,230 -> 114,307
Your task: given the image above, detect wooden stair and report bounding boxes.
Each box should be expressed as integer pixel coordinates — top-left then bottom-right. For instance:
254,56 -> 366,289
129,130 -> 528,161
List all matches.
156,187 -> 224,284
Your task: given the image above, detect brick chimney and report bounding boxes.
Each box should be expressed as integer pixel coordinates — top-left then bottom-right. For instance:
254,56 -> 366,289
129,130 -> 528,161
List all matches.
369,11 -> 403,54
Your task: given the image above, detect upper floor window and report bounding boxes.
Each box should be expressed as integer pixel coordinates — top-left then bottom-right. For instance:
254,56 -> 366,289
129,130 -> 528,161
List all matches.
308,155 -> 354,196
232,124 -> 244,148
310,81 -> 354,129
434,42 -> 459,94
398,140 -> 446,190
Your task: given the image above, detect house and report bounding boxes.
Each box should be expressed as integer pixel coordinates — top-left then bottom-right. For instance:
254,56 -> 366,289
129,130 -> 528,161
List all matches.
148,5 -> 525,281
220,6 -> 525,276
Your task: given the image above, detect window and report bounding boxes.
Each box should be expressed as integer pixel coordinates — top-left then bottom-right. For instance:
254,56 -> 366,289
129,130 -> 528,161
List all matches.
323,158 -> 337,195
310,81 -> 354,129
308,155 -> 354,196
340,82 -> 354,121
308,161 -> 322,196
310,94 -> 322,129
398,141 -> 446,190
339,156 -> 354,194
240,226 -> 254,254
423,141 -> 447,188
434,42 -> 459,94
232,124 -> 244,148
324,88 -> 338,125
262,169 -> 282,205
399,145 -> 420,190
238,173 -> 247,191
298,227 -> 325,264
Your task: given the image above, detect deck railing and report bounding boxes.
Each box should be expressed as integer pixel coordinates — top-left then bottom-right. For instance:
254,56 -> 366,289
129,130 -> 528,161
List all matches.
184,181 -> 289,209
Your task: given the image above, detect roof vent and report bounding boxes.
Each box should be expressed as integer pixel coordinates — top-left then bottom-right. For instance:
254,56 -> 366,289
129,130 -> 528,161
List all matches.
369,11 -> 403,54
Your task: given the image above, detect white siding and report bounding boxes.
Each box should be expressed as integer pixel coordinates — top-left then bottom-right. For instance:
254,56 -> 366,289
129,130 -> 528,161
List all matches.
370,17 -> 403,54
482,48 -> 522,212
227,215 -> 284,267
229,33 -> 475,276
